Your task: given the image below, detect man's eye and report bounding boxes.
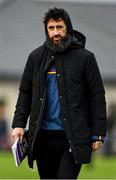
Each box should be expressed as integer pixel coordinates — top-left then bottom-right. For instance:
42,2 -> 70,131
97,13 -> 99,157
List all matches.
57,26 -> 62,29
49,26 -> 54,30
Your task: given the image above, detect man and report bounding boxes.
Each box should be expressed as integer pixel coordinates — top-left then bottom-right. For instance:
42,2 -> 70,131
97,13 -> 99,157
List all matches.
12,8 -> 107,179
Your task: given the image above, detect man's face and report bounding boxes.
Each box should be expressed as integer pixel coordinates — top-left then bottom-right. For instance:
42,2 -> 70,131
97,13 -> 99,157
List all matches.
47,19 -> 67,44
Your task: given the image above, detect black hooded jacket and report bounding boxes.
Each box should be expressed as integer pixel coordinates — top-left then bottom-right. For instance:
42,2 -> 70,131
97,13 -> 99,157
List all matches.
12,13 -> 107,168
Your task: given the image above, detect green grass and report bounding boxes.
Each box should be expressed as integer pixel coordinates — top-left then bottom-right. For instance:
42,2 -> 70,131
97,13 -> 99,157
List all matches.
0,151 -> 38,179
78,155 -> 116,179
0,150 -> 116,179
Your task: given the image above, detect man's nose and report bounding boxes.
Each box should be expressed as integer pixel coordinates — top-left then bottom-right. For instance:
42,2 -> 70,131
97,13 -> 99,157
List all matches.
53,28 -> 59,35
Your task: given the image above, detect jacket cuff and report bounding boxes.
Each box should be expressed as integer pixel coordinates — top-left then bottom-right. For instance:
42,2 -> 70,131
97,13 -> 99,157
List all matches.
92,135 -> 105,142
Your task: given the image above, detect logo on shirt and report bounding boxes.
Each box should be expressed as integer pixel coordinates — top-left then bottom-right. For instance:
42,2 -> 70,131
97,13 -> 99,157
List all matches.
47,66 -> 56,74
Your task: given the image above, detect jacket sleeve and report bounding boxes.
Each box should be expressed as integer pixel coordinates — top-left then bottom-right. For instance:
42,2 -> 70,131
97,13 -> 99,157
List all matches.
12,53 -> 33,128
84,52 -> 107,137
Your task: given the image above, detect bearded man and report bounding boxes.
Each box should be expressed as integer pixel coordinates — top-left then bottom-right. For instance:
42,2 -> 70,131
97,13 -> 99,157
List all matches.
12,7 -> 107,179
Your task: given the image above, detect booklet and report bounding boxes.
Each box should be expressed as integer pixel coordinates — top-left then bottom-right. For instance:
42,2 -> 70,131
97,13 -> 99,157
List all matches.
11,130 -> 28,167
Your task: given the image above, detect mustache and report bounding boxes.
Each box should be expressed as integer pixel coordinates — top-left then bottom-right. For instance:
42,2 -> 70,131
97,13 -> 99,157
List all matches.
53,34 -> 61,38
49,34 -> 68,43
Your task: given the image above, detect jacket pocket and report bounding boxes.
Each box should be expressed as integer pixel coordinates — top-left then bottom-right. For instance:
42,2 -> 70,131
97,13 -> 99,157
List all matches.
75,139 -> 92,152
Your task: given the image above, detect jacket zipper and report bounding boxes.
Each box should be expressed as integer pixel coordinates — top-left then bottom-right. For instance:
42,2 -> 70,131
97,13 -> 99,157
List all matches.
31,89 -> 46,151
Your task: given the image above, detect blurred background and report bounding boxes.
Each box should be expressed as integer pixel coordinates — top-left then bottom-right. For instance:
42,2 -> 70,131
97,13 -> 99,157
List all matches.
0,0 -> 116,179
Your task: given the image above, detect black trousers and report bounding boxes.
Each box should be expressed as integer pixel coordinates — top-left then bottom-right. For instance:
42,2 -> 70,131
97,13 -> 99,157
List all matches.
34,130 -> 82,179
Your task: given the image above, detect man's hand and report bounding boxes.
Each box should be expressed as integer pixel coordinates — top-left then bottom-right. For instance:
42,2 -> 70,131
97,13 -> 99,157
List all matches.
92,141 -> 103,151
12,128 -> 25,142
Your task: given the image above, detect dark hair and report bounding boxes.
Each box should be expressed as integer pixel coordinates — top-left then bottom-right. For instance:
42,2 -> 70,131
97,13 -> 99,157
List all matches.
43,7 -> 73,35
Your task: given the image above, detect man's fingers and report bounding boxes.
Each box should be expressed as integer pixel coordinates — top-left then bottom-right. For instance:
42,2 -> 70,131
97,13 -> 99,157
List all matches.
19,132 -> 24,142
12,133 -> 19,141
12,131 -> 19,140
11,128 -> 24,142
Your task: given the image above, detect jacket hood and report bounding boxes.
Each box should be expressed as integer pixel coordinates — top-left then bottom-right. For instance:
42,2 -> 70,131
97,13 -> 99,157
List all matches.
71,30 -> 86,49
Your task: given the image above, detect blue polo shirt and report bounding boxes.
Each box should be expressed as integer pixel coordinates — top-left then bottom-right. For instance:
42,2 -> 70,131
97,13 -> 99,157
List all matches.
41,66 -> 64,130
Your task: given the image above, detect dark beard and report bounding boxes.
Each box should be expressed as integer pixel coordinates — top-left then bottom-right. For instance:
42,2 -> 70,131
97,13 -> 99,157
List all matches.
44,34 -> 72,53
